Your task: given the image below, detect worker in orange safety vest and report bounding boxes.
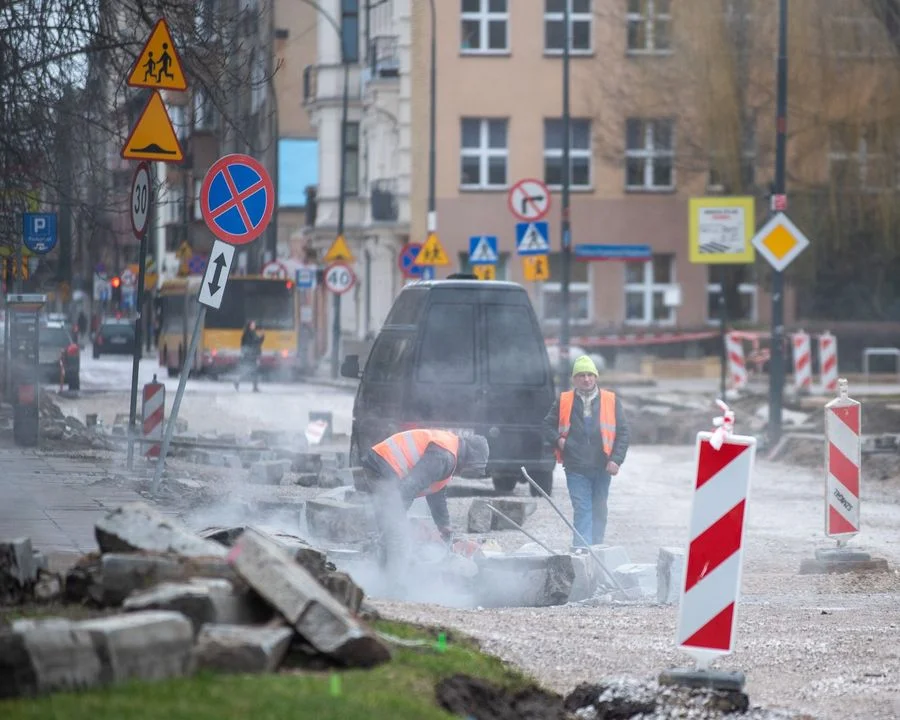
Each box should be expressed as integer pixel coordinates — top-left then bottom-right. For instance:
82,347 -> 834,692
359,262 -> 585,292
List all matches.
543,355 -> 629,548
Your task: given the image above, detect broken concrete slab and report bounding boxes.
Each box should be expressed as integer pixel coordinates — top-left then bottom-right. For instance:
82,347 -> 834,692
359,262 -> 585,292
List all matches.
199,526 -> 246,547
305,498 -> 375,543
228,527 -> 390,667
318,466 -> 366,490
78,611 -> 194,683
123,582 -> 226,634
248,460 -> 291,485
657,547 -> 685,605
614,563 -> 657,600
33,572 -> 63,603
274,450 -> 322,474
0,537 -> 37,604
475,555 -> 575,607
95,503 -> 228,558
467,500 -> 493,533
799,556 -> 891,575
590,545 -> 631,586
567,553 -> 597,603
32,550 -> 48,573
319,571 -> 364,614
193,624 -> 294,674
468,498 -> 538,532
293,473 -> 319,487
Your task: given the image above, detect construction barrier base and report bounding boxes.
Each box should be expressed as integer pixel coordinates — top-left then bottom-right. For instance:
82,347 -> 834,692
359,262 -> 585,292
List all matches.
798,547 -> 890,575
658,668 -> 746,692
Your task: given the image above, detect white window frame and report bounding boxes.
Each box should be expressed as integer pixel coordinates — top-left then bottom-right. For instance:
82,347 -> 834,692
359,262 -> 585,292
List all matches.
544,118 -> 592,190
460,118 -> 508,190
626,0 -> 672,55
164,184 -> 184,226
167,104 -> 186,141
193,179 -> 202,221
540,253 -> 592,325
460,0 -> 509,54
193,90 -> 212,130
623,255 -> 677,326
625,118 -> 675,191
705,279 -> 758,325
828,124 -> 891,192
544,0 -> 593,56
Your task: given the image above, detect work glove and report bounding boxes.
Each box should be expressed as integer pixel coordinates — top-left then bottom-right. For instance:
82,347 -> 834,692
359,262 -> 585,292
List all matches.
437,526 -> 454,545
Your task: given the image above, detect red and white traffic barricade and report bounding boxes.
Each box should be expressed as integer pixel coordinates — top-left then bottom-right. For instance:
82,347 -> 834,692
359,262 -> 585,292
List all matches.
305,419 -> 329,446
792,330 -> 812,392
142,376 -> 165,459
825,379 -> 861,542
818,331 -> 839,394
676,400 -> 756,670
725,333 -> 748,391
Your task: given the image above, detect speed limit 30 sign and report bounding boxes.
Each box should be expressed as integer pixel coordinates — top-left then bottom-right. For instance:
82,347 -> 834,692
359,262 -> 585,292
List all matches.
130,161 -> 152,239
324,261 -> 356,294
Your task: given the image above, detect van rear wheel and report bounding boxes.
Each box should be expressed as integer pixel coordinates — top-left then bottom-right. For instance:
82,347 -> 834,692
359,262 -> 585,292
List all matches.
528,470 -> 553,497
491,475 -> 518,495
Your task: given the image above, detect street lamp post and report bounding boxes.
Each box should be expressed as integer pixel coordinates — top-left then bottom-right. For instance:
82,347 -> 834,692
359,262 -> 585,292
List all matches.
427,0 -> 437,236
558,0 -> 572,389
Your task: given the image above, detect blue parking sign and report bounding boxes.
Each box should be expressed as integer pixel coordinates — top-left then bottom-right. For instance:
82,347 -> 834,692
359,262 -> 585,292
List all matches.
23,213 -> 58,255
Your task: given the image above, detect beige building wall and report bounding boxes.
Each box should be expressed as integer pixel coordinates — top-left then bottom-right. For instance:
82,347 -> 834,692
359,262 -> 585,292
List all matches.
274,0 -> 318,138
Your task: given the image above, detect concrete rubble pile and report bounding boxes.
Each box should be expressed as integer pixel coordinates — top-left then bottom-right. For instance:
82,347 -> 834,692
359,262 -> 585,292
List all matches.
35,394 -> 114,450
0,502 -> 391,699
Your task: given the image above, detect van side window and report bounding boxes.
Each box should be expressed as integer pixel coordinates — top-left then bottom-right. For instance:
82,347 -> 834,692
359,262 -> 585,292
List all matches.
417,303 -> 475,384
365,333 -> 413,382
486,305 -> 547,385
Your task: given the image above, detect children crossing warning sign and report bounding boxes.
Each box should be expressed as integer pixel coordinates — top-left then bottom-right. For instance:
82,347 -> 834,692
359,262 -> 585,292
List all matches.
522,255 -> 549,281
127,18 -> 188,91
324,235 -> 354,263
121,91 -> 185,162
415,233 -> 449,266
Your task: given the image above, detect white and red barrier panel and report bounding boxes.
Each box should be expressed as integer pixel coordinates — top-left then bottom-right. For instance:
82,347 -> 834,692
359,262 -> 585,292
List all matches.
142,379 -> 165,459
305,419 -> 329,446
676,401 -> 756,669
825,379 -> 860,539
818,332 -> 838,394
726,332 -> 748,390
792,331 -> 812,391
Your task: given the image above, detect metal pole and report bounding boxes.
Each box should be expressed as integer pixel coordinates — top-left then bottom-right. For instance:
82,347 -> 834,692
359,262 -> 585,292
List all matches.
330,60 -> 350,379
485,504 -> 555,555
719,275 -> 728,399
558,0 -> 572,390
769,0 -> 788,446
151,305 -> 206,494
427,0 -> 437,236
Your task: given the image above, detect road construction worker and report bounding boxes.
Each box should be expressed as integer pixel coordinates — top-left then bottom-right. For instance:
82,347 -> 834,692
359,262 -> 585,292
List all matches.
543,355 -> 629,548
356,429 -> 490,573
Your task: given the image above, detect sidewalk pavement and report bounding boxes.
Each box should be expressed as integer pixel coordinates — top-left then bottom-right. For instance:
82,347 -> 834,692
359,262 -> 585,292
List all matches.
0,444 -> 155,566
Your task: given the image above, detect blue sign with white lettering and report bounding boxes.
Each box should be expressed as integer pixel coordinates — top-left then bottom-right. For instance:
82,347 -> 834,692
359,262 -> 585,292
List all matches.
295,267 -> 316,289
22,213 -> 57,255
574,244 -> 652,261
468,236 -> 499,265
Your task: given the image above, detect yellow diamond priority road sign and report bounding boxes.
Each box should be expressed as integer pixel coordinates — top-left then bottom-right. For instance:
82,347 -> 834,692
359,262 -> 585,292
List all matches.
751,212 -> 810,272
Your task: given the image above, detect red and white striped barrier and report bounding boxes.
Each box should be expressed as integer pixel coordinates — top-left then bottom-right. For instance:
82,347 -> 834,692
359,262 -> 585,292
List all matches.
676,400 -> 756,669
825,379 -> 861,541
726,332 -> 748,390
818,332 -> 839,394
792,331 -> 812,392
305,419 -> 329,446
142,376 -> 165,459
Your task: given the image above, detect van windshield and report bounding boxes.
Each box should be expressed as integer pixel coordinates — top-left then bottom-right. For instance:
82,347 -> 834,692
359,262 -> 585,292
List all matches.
486,304 -> 547,385
417,302 -> 475,384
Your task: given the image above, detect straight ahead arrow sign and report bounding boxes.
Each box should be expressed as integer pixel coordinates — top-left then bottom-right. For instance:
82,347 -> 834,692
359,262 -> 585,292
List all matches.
198,239 -> 235,310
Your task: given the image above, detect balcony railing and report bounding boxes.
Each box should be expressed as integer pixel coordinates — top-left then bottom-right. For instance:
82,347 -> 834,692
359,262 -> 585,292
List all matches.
370,179 -> 398,222
367,35 -> 399,79
303,63 -> 363,106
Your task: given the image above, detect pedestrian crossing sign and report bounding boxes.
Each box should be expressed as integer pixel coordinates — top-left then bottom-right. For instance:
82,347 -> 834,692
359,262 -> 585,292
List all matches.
414,233 -> 449,266
468,235 -> 498,265
127,18 -> 188,91
516,222 -> 550,256
688,196 -> 755,264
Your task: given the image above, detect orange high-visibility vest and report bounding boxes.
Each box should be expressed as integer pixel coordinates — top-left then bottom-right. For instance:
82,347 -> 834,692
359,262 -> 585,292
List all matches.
556,390 -> 617,462
371,429 -> 460,496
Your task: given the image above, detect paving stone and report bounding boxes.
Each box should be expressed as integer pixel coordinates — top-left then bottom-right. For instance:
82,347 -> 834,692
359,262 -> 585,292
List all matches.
567,553 -> 597,602
590,545 -> 631,587
0,537 -> 36,604
199,526 -> 246,547
319,571 -> 364,614
475,555 -> 575,607
467,499 -> 493,533
657,547 -> 685,605
248,460 -> 291,485
94,502 -> 228,558
194,624 -> 294,674
614,563 -> 657,600
305,498 -> 375,543
123,582 -> 225,634
293,473 -> 319,487
488,498 -> 538,530
33,572 -> 63,603
229,527 -> 390,667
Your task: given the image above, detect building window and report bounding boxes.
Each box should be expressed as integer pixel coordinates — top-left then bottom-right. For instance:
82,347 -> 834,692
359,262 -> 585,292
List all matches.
343,121 -> 360,196
165,185 -> 184,226
828,123 -> 891,191
708,128 -> 757,193
625,118 -> 674,191
461,0 -> 509,53
458,251 -> 509,279
193,89 -> 216,131
544,0 -> 593,55
460,118 -> 508,189
544,118 -> 592,189
627,0 -> 671,54
341,0 -> 359,63
624,254 -> 676,325
168,104 -> 187,140
540,252 -> 591,323
193,179 -> 202,221
706,266 -> 757,325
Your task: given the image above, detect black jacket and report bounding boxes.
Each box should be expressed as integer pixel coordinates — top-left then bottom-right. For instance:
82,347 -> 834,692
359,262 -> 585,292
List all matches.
240,328 -> 264,359
542,390 -> 630,475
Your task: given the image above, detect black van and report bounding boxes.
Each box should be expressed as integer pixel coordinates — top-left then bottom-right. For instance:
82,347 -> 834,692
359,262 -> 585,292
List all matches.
341,278 -> 557,495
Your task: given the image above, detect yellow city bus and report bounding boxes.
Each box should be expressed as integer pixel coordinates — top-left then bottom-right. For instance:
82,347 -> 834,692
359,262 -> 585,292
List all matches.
157,275 -> 302,379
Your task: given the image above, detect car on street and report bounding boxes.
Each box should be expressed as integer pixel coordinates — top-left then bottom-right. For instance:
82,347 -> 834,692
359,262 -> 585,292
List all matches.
39,321 -> 80,390
93,318 -> 136,358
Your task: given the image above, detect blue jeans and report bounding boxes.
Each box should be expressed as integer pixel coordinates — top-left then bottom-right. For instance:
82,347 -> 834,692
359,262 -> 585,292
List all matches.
566,469 -> 611,547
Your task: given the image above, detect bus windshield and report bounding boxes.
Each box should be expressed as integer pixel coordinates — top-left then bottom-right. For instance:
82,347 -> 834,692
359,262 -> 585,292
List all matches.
206,280 -> 295,331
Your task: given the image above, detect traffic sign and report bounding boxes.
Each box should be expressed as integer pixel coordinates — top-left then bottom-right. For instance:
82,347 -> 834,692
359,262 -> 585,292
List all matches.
127,18 -> 188,91
508,178 -> 551,222
121,91 -> 185,163
22,213 -> 57,255
473,265 -> 496,280
324,262 -> 356,294
188,254 -> 208,275
751,212 -> 809,272
200,153 -> 275,245
295,265 -> 317,289
121,267 -> 137,287
198,239 -> 235,310
415,233 -> 449,266
398,242 -> 425,278
324,234 -> 354,262
516,222 -> 550,255
522,255 -> 550,281
689,197 -> 755,264
468,236 -> 498,265
262,260 -> 288,279
574,244 -> 652,261
130,162 -> 152,238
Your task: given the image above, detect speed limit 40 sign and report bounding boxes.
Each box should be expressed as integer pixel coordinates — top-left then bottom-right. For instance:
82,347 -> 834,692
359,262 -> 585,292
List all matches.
130,161 -> 152,238
324,261 -> 356,294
